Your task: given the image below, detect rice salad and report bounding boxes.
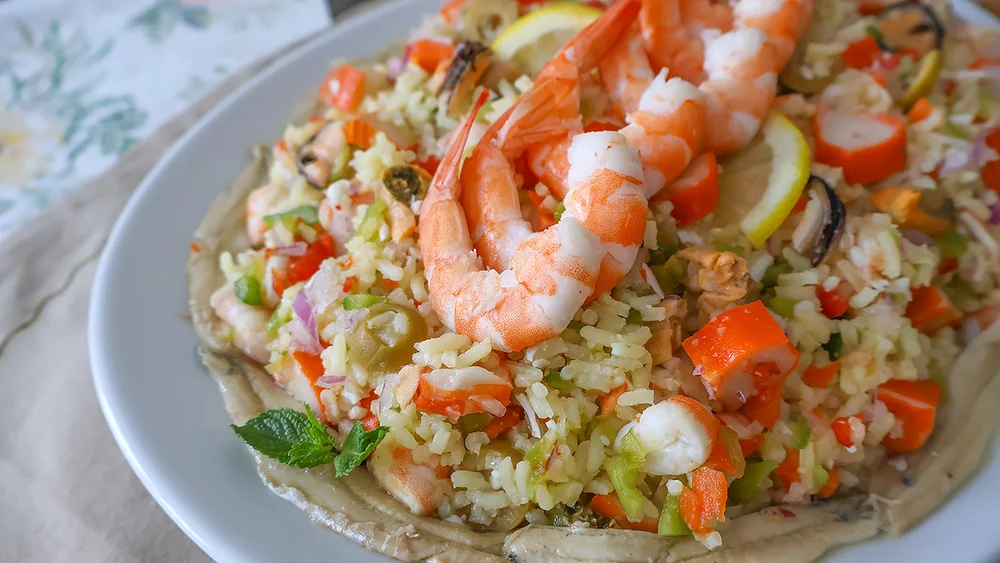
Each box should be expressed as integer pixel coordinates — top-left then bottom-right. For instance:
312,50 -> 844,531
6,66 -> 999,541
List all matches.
200,0 -> 1000,552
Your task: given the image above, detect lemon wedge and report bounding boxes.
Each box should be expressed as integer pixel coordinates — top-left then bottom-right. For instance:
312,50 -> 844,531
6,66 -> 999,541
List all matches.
900,49 -> 942,110
492,4 -> 603,75
715,112 -> 811,247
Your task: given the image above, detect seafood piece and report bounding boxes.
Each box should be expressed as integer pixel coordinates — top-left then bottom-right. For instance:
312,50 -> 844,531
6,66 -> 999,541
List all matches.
420,89 -> 642,352
647,296 -> 688,365
621,395 -> 720,475
297,122 -> 350,189
370,441 -> 450,515
209,285 -> 271,363
678,246 -> 751,318
414,366 -> 513,418
682,300 -> 800,410
246,183 -> 285,247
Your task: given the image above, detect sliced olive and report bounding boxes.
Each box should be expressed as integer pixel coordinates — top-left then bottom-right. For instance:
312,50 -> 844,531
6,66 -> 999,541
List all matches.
875,1 -> 944,56
437,40 -> 493,118
791,175 -> 846,266
779,16 -> 838,95
382,164 -> 430,204
297,123 -> 350,189
350,302 -> 428,372
899,49 -> 942,109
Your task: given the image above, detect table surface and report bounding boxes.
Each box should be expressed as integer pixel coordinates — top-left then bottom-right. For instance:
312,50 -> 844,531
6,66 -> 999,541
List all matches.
0,0 -> 337,241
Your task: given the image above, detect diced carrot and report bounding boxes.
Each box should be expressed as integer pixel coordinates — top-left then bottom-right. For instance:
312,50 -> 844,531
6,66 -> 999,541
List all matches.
318,65 -> 367,112
938,256 -> 959,275
790,195 -> 810,215
679,467 -> 729,532
905,285 -> 962,335
802,360 -> 841,388
409,39 -> 455,73
972,303 -> 1000,331
598,384 -> 628,419
527,191 -> 557,229
682,301 -> 800,410
739,435 -> 766,457
412,156 -> 441,175
414,368 -> 513,418
656,152 -> 719,226
589,493 -> 660,533
706,426 -> 745,477
877,379 -> 942,454
817,466 -> 841,498
869,187 -> 951,236
485,407 -> 524,438
842,36 -> 882,69
857,1 -> 884,15
907,98 -> 933,122
830,416 -> 855,447
440,0 -> 467,22
981,129 -> 1000,195
189,241 -> 201,253
359,391 -> 380,431
344,118 -> 377,150
816,281 -> 852,319
286,234 -> 336,286
814,105 -> 907,185
343,276 -> 359,293
772,447 -> 801,489
292,350 -> 328,418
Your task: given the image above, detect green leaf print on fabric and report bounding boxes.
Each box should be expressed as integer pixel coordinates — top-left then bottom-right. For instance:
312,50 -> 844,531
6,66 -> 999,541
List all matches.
129,0 -> 211,42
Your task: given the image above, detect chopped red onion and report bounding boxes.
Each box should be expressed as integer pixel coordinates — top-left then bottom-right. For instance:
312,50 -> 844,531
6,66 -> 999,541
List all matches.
303,267 -> 340,318
292,290 -> 321,351
317,374 -> 347,388
938,147 -> 971,176
989,203 -> 1000,226
962,317 -> 983,346
273,242 -> 307,256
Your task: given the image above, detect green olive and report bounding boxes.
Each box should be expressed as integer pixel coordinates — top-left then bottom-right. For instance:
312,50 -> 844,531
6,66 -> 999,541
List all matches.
350,302 -> 428,372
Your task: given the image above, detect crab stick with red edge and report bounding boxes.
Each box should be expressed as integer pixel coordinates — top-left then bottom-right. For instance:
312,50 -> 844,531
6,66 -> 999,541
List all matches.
409,39 -> 455,73
905,285 -> 962,335
318,65 -> 367,113
682,301 -> 800,410
816,281 -> 852,319
813,105 -> 907,185
654,152 -> 719,226
414,366 -> 513,419
830,416 -> 855,447
877,379 -> 942,454
842,36 -> 882,69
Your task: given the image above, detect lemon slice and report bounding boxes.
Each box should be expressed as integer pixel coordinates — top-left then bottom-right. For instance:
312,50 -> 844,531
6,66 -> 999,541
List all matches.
492,4 -> 603,75
715,112 -> 811,247
900,49 -> 941,110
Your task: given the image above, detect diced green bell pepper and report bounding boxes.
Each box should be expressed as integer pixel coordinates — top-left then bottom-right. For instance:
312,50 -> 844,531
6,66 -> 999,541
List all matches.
769,296 -> 798,319
647,242 -> 680,265
761,261 -> 793,289
357,200 -> 387,242
657,494 -> 691,536
730,461 -> 779,505
937,228 -> 968,260
262,205 -> 320,231
343,294 -> 384,310
266,303 -> 291,337
544,369 -> 574,393
553,202 -> 566,222
234,275 -> 263,306
811,465 -> 830,493
788,417 -> 811,450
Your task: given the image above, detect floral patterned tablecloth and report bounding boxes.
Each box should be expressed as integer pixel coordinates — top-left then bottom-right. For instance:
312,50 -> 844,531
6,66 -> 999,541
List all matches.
0,0 -> 333,240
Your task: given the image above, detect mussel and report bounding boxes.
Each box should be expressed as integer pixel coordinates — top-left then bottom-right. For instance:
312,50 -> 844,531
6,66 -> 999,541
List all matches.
873,1 -> 944,56
296,123 -> 351,189
436,40 -> 494,118
791,175 -> 846,266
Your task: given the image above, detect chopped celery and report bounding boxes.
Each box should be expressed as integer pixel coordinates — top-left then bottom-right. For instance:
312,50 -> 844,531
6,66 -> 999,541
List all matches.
823,332 -> 844,361
761,261 -> 794,289
811,465 -> 830,493
937,228 -> 968,260
544,369 -> 574,393
526,438 -> 555,490
458,413 -> 491,433
657,494 -> 691,536
553,202 -> 566,221
605,430 -> 647,520
647,242 -> 680,265
330,145 -> 354,183
626,308 -> 643,325
357,201 -> 387,242
263,205 -> 320,230
730,461 -> 779,505
234,275 -> 263,306
650,255 -> 687,294
769,296 -> 798,319
788,417 -> 811,450
714,242 -> 746,256
266,303 -> 291,337
343,294 -> 384,310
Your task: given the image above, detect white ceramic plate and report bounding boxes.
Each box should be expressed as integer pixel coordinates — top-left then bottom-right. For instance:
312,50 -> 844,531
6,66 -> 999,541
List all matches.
90,1 -> 1000,561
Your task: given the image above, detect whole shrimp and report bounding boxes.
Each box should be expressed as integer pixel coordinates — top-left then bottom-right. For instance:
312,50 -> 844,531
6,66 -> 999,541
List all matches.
419,89 -> 645,352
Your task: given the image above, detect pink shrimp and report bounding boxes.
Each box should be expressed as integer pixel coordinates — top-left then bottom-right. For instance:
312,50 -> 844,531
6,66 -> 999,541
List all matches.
246,183 -> 284,246
370,441 -> 450,516
419,90 -> 644,352
209,284 -> 272,363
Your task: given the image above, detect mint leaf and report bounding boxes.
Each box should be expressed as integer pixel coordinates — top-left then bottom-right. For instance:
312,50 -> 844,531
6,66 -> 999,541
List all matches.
232,405 -> 335,468
334,422 -> 389,477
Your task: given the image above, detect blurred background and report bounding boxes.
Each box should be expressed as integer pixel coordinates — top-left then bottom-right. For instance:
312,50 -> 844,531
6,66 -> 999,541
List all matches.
0,0 -> 362,241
